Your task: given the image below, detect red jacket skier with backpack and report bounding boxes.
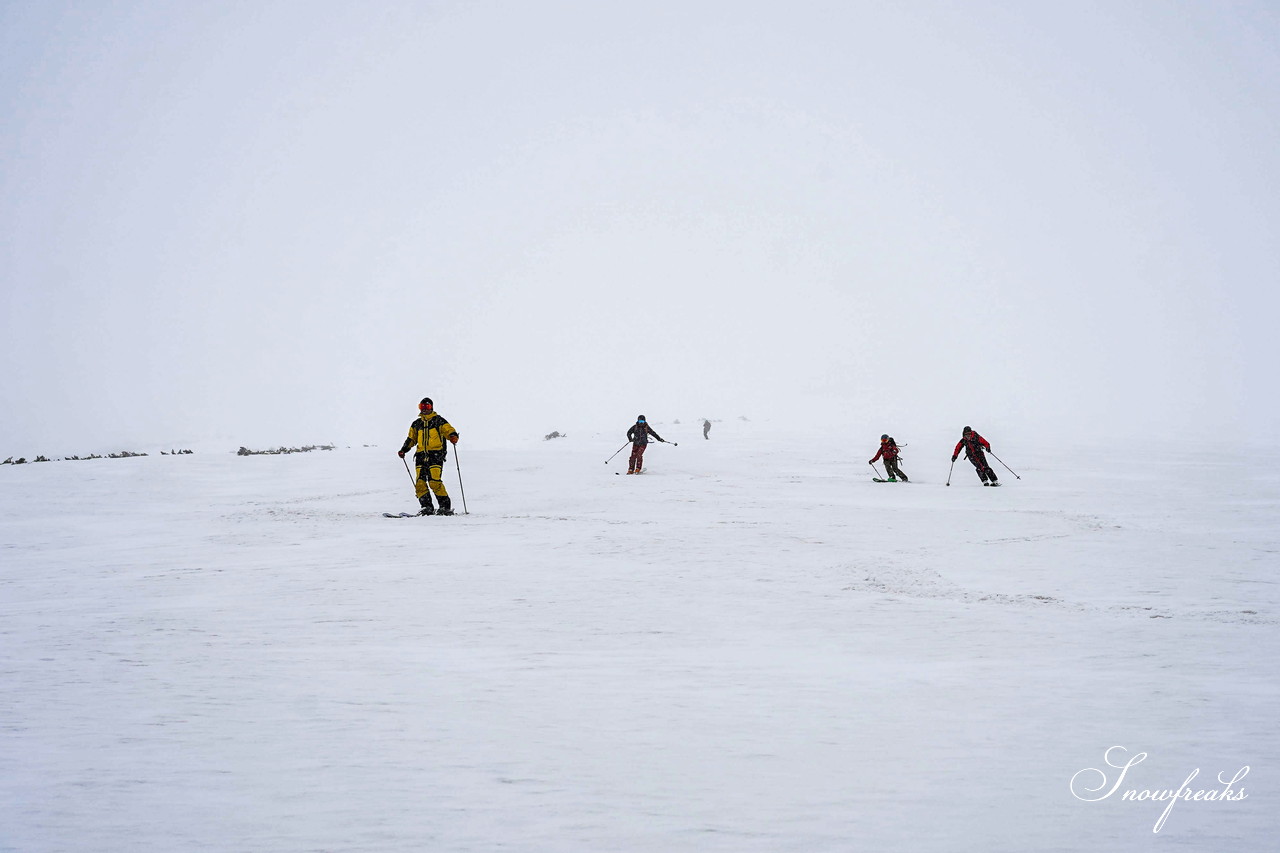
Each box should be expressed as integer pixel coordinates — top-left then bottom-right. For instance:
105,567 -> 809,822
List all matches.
869,435 -> 908,482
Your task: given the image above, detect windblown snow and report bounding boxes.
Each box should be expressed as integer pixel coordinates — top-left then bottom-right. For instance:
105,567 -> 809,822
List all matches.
2,421 -> 1276,851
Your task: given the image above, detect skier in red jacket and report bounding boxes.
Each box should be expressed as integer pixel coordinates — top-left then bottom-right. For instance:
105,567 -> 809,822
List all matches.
952,426 -> 999,486
869,434 -> 909,482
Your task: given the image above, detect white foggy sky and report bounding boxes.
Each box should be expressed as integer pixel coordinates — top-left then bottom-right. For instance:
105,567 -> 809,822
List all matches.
2,0 -> 1277,453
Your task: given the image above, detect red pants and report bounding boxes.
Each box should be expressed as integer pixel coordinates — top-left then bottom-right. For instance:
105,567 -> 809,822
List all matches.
628,443 -> 648,472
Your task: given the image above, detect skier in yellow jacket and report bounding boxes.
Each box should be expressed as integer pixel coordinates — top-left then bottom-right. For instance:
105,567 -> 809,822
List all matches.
397,397 -> 459,515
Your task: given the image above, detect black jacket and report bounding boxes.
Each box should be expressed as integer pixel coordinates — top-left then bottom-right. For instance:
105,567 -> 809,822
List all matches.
627,422 -> 663,445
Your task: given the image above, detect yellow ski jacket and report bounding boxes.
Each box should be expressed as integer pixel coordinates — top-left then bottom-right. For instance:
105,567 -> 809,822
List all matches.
401,412 -> 458,454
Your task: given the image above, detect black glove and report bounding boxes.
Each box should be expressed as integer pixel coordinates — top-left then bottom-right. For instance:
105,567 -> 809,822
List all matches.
398,450 -> 406,458
951,455 -> 957,462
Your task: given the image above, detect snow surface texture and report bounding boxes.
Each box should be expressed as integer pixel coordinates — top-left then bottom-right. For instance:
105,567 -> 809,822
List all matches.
2,421 -> 1276,852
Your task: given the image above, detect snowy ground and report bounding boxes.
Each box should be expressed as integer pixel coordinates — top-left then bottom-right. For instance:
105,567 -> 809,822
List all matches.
2,421 -> 1276,852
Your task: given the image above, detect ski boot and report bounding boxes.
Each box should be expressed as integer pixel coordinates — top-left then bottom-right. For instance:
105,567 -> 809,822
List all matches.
435,495 -> 454,516
418,496 -> 436,515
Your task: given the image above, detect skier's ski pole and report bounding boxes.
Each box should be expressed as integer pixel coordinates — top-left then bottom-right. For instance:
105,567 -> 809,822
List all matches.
401,455 -> 417,489
869,461 -> 884,479
452,444 -> 469,514
988,451 -> 1021,480
605,442 -> 629,464
945,457 -> 956,487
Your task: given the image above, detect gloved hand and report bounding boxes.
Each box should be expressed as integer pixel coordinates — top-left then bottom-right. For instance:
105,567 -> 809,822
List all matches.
951,455 -> 957,462
448,433 -> 459,444
398,450 -> 406,458
868,459 -> 874,465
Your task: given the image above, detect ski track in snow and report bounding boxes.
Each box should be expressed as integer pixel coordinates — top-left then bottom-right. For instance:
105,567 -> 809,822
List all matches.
1,424 -> 1277,852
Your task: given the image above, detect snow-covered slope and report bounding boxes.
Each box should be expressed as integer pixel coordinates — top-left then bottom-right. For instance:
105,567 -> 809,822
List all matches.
2,421 -> 1276,851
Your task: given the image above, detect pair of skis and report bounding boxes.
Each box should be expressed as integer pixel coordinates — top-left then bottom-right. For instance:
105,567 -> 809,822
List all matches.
382,511 -> 457,518
872,477 -> 1002,486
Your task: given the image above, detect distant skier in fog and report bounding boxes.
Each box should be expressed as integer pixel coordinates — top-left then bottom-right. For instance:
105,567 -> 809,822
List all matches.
702,419 -> 711,440
626,415 -> 666,474
952,426 -> 998,486
869,434 -> 908,482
